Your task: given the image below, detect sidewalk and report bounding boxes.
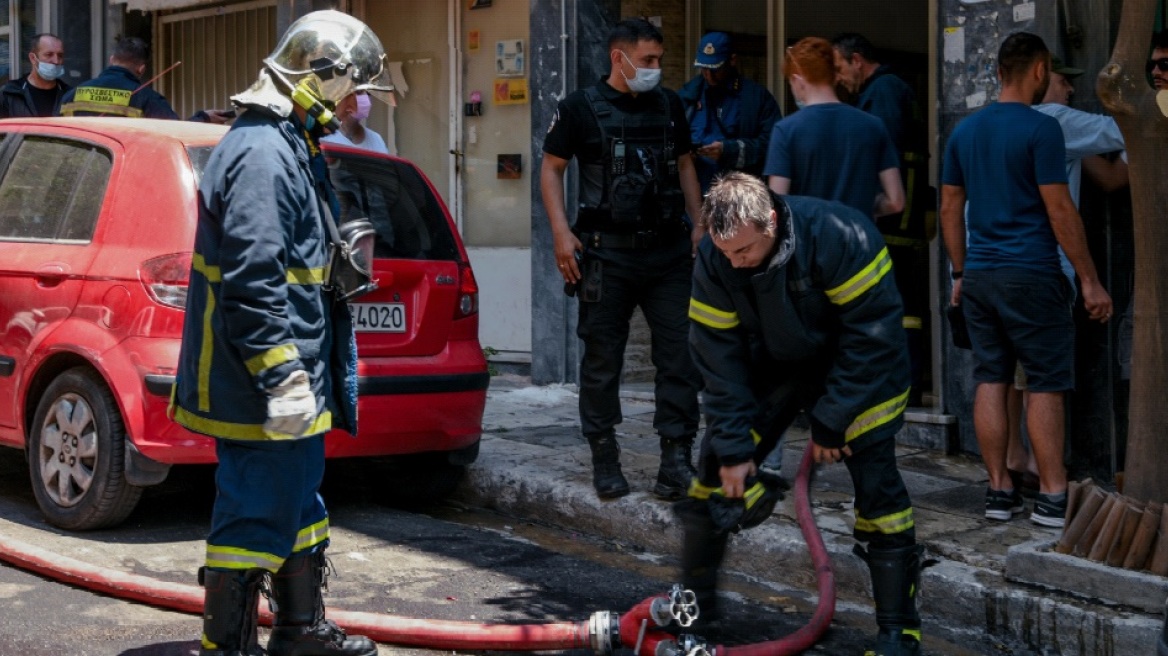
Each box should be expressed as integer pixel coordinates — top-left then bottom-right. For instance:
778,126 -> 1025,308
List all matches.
456,374 -> 1162,654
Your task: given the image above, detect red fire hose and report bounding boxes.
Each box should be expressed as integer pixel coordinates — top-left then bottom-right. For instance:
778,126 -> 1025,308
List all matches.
0,441 -> 833,654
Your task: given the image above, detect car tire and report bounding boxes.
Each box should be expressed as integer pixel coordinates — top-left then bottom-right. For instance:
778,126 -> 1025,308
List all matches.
375,454 -> 466,509
28,367 -> 144,531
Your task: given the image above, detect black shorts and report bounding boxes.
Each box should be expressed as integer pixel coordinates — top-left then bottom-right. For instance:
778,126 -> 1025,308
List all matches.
961,267 -> 1074,392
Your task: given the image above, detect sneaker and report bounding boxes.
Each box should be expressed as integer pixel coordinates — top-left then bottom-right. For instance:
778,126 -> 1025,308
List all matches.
1032,492 -> 1068,528
985,487 -> 1024,521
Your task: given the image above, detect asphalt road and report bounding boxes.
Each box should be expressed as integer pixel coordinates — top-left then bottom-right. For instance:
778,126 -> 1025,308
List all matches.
0,450 -> 1025,655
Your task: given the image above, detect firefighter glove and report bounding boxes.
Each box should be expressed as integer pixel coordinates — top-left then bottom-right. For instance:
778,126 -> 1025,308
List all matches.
264,370 -> 317,436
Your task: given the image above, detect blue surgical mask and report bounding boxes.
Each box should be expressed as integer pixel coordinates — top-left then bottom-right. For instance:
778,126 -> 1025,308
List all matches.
619,51 -> 662,93
794,98 -> 806,110
36,60 -> 64,82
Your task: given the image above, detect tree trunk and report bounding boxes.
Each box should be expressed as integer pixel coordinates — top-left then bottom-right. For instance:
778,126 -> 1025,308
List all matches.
1097,0 -> 1168,503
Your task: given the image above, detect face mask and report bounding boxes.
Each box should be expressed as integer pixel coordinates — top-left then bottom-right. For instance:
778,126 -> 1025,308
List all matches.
36,60 -> 64,82
618,51 -> 661,93
352,94 -> 372,121
794,98 -> 806,110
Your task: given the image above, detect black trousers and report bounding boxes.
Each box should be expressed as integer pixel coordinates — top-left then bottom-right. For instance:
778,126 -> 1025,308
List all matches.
576,246 -> 701,442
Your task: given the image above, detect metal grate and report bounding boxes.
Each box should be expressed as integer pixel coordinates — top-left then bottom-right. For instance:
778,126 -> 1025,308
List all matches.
154,1 -> 277,119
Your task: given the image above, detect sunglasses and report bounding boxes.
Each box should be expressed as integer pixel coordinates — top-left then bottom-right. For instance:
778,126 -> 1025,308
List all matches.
1147,58 -> 1168,73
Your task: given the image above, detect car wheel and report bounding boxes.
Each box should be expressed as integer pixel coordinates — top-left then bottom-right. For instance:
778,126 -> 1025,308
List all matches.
28,367 -> 144,531
375,454 -> 466,509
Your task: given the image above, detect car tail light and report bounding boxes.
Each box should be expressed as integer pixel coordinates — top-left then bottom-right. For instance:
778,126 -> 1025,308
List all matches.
455,261 -> 478,318
140,252 -> 192,309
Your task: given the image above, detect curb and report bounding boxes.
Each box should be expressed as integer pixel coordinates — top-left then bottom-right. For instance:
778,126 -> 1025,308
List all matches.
454,432 -> 1162,654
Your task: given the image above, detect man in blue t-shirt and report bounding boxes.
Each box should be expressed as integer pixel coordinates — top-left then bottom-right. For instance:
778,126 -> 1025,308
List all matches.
763,37 -> 902,218
940,32 -> 1112,530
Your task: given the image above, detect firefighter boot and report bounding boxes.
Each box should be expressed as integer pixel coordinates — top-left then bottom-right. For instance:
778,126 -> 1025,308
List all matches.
587,433 -> 630,499
674,498 -> 729,631
859,544 -> 924,656
266,549 -> 378,656
654,436 -> 697,500
198,567 -> 265,656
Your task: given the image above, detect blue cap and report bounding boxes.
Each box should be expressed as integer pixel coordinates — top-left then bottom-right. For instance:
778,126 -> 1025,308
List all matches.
694,32 -> 732,69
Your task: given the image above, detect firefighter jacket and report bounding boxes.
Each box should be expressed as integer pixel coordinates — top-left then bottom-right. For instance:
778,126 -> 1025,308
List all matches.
689,193 -> 910,464
172,92 -> 358,441
0,75 -> 69,118
56,65 -> 180,119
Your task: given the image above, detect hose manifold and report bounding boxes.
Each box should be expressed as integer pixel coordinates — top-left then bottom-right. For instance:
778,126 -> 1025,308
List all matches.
650,584 -> 699,628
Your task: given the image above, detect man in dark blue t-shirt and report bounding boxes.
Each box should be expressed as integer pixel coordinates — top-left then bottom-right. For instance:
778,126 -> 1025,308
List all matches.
940,32 -> 1111,531
763,37 -> 901,219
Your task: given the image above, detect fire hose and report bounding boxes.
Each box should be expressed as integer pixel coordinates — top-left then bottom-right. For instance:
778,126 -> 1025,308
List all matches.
0,442 -> 834,655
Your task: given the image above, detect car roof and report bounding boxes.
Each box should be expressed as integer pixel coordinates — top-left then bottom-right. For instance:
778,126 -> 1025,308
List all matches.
0,117 -> 228,146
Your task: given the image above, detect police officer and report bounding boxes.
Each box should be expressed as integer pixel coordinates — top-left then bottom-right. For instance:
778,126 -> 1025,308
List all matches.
171,11 -> 391,656
678,32 -> 781,192
0,33 -> 70,118
540,18 -> 704,501
682,172 -> 924,656
57,36 -> 229,122
833,32 -> 932,406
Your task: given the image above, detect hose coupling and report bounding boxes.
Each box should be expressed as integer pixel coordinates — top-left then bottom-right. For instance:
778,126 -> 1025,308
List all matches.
588,610 -> 620,655
677,634 -> 715,656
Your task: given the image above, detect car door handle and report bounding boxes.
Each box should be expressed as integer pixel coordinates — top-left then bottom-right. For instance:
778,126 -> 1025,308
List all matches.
34,263 -> 69,287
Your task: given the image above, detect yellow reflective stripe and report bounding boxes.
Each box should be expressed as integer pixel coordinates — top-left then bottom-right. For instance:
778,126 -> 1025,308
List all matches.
854,507 -> 915,535
58,101 -> 143,117
198,285 -> 215,412
845,388 -> 910,442
903,316 -> 922,330
688,479 -> 716,500
689,298 -> 740,330
293,518 -> 330,553
245,344 -> 300,376
74,86 -> 133,106
902,629 -> 921,641
287,267 -> 325,285
750,429 -> 762,445
173,406 -> 332,441
742,481 -> 766,509
827,247 -> 892,306
192,253 -> 222,283
205,545 -> 284,572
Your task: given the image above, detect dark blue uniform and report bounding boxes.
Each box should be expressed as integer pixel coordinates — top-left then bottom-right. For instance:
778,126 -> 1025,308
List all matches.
678,72 -> 781,191
57,65 -> 181,118
173,104 -> 358,573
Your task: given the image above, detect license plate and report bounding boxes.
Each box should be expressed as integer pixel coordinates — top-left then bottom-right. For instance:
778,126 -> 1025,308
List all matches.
349,303 -> 406,333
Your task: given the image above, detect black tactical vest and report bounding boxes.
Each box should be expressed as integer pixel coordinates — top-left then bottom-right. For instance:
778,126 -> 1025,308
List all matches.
579,86 -> 684,232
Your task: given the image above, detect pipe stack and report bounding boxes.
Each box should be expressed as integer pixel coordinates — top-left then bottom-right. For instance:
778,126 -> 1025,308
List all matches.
1055,479 -> 1168,574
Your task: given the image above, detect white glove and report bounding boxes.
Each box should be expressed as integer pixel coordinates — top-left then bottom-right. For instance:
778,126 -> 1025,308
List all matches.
263,370 -> 317,436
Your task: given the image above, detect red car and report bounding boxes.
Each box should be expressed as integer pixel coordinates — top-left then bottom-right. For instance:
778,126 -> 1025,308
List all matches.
0,118 -> 487,531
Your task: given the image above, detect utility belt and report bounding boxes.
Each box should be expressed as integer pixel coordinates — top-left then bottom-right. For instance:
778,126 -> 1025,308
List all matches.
575,209 -> 688,249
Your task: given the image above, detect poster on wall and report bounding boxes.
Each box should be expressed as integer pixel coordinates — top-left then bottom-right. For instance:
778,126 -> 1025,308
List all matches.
493,78 -> 529,105
469,30 -> 480,52
496,39 -> 524,76
469,0 -> 491,8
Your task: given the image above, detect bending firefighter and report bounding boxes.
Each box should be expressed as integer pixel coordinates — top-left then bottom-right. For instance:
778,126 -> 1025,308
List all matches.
171,11 -> 392,656
679,173 -> 924,656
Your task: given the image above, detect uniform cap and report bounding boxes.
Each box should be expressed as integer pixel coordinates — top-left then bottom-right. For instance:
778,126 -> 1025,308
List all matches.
694,32 -> 732,69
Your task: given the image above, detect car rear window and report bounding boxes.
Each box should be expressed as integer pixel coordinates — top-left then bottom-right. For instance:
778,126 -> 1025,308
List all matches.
0,136 -> 111,243
186,146 -> 214,185
326,152 -> 459,261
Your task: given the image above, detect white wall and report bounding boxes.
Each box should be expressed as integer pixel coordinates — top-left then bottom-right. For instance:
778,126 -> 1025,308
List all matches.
467,246 -> 531,353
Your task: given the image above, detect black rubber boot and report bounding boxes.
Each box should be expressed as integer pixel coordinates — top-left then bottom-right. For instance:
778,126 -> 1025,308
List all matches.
266,550 -> 378,656
674,498 -> 729,633
654,436 -> 697,500
857,544 -> 924,656
198,567 -> 266,656
587,434 -> 630,499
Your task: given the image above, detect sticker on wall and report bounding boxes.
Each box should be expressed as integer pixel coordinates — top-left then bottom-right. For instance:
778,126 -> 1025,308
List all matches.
493,78 -> 529,105
497,154 -> 522,180
1013,2 -> 1036,22
469,30 -> 480,52
469,0 -> 491,8
944,27 -> 965,63
496,39 -> 525,76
